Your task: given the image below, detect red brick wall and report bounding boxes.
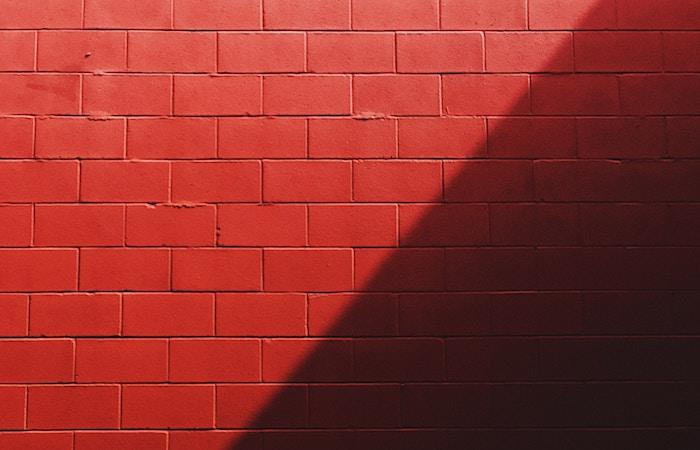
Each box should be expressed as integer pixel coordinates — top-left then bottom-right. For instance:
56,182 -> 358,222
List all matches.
1,1 -> 699,449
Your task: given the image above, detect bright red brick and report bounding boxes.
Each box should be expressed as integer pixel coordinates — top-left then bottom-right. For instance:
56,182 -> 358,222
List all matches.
0,250 -> 77,292
617,0 -> 700,30
219,32 -> 305,73
0,0 -> 82,28
79,249 -> 170,291
122,385 -> 215,429
355,338 -> 444,382
126,205 -> 215,246
308,293 -> 398,336
264,75 -> 351,115
34,205 -> 124,247
174,0 -> 261,30
0,74 -> 79,115
309,118 -> 396,158
487,117 -> 577,158
0,31 -> 35,71
127,118 -> 216,159
308,205 -> 397,247
36,118 -> 125,159
529,0 -> 616,30
128,32 -> 216,73
354,75 -> 440,116
264,250 -> 353,292
399,204 -> 489,246
263,161 -> 351,202
355,248 -> 445,292
216,293 -> 306,336
353,161 -> 442,202
664,32 -> 700,71
75,432 -> 167,450
30,294 -> 120,337
577,117 -> 666,159
575,32 -> 663,72
219,118 -> 306,158
263,0 -> 350,30
218,204 -> 306,246
0,205 -> 32,247
83,75 -> 171,116
170,339 -> 260,382
0,340 -> 73,382
0,117 -> 33,158
123,294 -> 214,337
0,295 -> 28,336
81,161 -> 169,202
0,161 -> 78,202
172,249 -> 262,291
0,386 -> 25,429
442,0 -> 527,30
28,386 -> 119,430
174,76 -> 261,115
171,161 -> 261,202
309,385 -> 400,427
485,32 -> 573,72
490,203 -> 581,246
263,339 -> 353,382
308,33 -> 394,73
216,384 -> 307,428
442,75 -> 529,115
354,0 -> 439,30
444,161 -> 534,202
76,339 -> 168,382
397,32 -> 483,73
169,431 -> 262,450
37,31 -> 126,71
531,75 -> 620,115
0,433 -> 72,450
620,74 -> 700,115
84,0 -> 171,29
398,118 -> 486,158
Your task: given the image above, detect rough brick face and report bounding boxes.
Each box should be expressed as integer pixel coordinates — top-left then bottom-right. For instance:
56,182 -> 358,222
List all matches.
1,1 -> 698,448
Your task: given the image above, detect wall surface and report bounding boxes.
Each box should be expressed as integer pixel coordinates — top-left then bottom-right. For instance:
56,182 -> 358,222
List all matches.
0,0 -> 699,449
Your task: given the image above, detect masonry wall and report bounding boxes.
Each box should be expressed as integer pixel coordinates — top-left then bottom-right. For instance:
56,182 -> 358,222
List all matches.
0,1 -> 699,449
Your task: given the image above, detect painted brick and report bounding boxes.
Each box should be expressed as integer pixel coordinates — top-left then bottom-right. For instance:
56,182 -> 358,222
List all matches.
0,0 -> 82,29
30,294 -> 121,337
127,118 -> 216,159
0,31 -> 35,71
74,432 -> 167,450
353,75 -> 440,116
75,339 -> 168,382
27,386 -> 120,430
171,162 -> 261,202
0,205 -> 32,247
36,118 -> 125,159
219,118 -> 306,158
442,0 -> 527,30
0,250 -> 77,292
128,32 -> 216,73
126,204 -> 216,246
122,385 -> 215,429
83,75 -> 171,116
264,250 -> 354,292
308,205 -> 397,247
174,0 -> 261,30
174,76 -> 261,116
218,204 -> 306,246
219,32 -> 305,73
34,205 -> 124,247
398,118 -> 486,158
170,339 -> 260,381
79,249 -> 170,291
216,293 -> 306,337
353,0 -> 439,30
264,0 -> 350,30
353,161 -> 442,202
0,74 -> 80,115
264,75 -> 351,115
84,0 -> 171,29
263,161 -> 352,202
0,295 -> 28,336
397,32 -> 483,73
309,118 -> 396,158
485,32 -> 573,72
0,117 -> 33,158
308,33 -> 394,73
172,249 -> 262,291
37,31 -> 126,72
123,294 -> 214,337
81,161 -> 169,202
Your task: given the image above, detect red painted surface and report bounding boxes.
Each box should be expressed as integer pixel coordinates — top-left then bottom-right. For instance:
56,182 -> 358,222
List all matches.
0,1 -> 699,449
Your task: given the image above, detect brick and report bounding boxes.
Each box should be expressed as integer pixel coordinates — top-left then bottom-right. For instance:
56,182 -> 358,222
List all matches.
0,205 -> 32,246
83,75 -> 171,116
0,386 -> 24,429
397,32 -> 483,73
76,339 -> 168,382
264,161 -> 351,202
581,204 -> 670,246
446,248 -> 539,291
219,118 -> 306,158
577,118 -> 666,159
489,293 -> 583,335
0,250 -> 77,292
75,432 -> 167,450
399,293 -> 491,336
529,0 -> 616,30
172,249 -> 262,291
355,248 -> 445,292
354,161 -> 442,202
0,31 -> 35,71
487,118 -> 577,158
263,339 -> 353,382
490,203 -> 581,246
169,431 -> 262,450
28,386 -> 119,430
583,292 -> 676,335
399,118 -> 486,158
79,249 -> 170,291
174,0 -> 260,30
308,33 -> 394,73
620,74 -> 700,115
170,339 -> 260,382
531,75 -> 620,115
81,161 -> 169,202
665,32 -> 700,71
172,161 -> 261,202
670,204 -> 700,246
308,293 -> 398,336
127,118 -> 215,159
442,0 -> 527,30
218,204 -> 306,246
217,384 -> 307,428
126,205 -> 216,246
309,385 -> 400,427
354,75 -> 440,116
0,295 -> 28,336
84,0 -> 171,29
263,431 -> 355,450
442,75 -> 529,115
0,117 -> 33,158
30,294 -> 120,337
575,32 -> 663,72
402,384 -> 490,427
216,293 -> 306,336
34,205 -> 124,247
491,384 -> 585,427
309,205 -> 397,247
128,32 -> 216,73
123,293 -> 214,336
399,204 -> 489,246
122,385 -> 214,429
0,433 -> 72,450
264,75 -> 351,115
0,74 -> 79,114
485,32 -> 573,72
309,118 -> 396,158
353,0 -> 438,30
37,31 -> 126,71
669,118 -> 700,157
617,0 -> 700,30
219,32 -> 305,73
0,340 -> 72,382
174,75 -> 261,115
264,250 -> 353,292
356,338 -> 443,382
36,118 -> 125,159
264,0 -> 350,30
0,0 -> 82,28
